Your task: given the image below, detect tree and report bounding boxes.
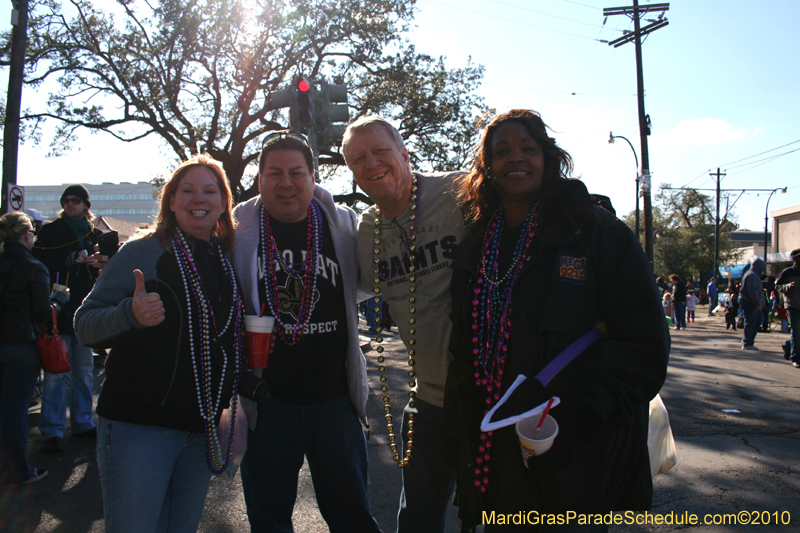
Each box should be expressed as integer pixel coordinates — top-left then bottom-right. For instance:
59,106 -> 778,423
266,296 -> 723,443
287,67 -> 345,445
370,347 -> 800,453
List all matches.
6,0 -> 486,200
622,185 -> 739,282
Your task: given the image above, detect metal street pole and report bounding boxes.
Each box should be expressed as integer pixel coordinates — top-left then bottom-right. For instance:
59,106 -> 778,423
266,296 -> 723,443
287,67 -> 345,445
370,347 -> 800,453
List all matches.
764,187 -> 787,270
2,0 -> 29,214
609,132 -> 640,239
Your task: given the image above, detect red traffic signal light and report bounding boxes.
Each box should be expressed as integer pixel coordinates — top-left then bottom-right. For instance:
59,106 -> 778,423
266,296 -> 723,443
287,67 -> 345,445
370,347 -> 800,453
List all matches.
290,77 -> 315,134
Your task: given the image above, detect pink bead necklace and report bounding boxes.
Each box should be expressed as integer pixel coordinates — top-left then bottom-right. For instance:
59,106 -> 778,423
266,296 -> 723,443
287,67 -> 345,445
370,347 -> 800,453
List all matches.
471,204 -> 538,492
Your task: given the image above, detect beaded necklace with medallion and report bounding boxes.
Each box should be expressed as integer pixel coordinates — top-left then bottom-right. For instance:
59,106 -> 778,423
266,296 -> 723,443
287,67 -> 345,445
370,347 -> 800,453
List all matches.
471,204 -> 538,492
259,201 -> 323,346
173,231 -> 245,475
370,173 -> 420,468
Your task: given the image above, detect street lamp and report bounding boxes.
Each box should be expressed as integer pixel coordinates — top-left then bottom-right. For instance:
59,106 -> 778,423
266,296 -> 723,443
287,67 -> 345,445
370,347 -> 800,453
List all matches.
609,132 -> 640,239
764,187 -> 787,269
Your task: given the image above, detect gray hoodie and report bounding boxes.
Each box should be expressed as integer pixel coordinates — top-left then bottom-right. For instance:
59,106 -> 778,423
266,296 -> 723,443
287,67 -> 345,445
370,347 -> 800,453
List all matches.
741,258 -> 766,306
231,185 -> 371,428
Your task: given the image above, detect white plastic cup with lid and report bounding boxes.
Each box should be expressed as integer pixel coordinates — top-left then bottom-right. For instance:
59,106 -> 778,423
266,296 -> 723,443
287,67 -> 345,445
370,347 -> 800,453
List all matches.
515,413 -> 559,467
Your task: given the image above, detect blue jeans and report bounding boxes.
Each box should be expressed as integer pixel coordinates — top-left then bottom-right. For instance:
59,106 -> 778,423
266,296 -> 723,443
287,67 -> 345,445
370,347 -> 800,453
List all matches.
397,399 -> 457,533
0,342 -> 41,486
240,394 -> 380,533
96,417 -> 212,533
789,308 -> 800,363
674,301 -> 687,329
708,295 -> 718,315
740,300 -> 761,347
39,334 -> 95,439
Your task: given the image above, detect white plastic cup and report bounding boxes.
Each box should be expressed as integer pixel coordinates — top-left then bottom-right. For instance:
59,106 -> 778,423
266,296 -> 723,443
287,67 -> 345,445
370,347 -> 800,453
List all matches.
515,414 -> 559,467
244,316 -> 275,368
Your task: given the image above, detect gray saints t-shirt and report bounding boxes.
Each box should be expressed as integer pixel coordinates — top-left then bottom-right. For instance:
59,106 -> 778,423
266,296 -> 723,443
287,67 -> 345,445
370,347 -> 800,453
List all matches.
357,172 -> 467,407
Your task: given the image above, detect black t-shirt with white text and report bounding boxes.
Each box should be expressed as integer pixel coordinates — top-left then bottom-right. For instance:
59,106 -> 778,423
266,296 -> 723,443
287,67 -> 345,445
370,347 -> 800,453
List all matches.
257,210 -> 348,404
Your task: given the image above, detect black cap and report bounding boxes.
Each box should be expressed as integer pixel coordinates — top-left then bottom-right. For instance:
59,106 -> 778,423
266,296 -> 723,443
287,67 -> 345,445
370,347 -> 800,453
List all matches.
61,184 -> 91,209
791,248 -> 800,260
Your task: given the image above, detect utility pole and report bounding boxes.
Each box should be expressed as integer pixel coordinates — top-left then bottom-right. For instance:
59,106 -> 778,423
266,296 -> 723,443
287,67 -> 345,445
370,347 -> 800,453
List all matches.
603,1 -> 669,270
665,182 -> 784,282
709,168 -> 725,279
2,0 -> 29,214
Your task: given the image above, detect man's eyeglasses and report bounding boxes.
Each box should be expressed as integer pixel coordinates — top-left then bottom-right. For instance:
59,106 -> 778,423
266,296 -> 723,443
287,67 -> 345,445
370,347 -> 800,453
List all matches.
27,228 -> 36,235
61,197 -> 83,206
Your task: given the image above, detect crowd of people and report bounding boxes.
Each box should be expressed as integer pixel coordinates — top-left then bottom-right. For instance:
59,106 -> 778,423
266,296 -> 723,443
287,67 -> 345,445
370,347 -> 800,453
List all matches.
3,110 -> 677,532
656,256 -> 799,361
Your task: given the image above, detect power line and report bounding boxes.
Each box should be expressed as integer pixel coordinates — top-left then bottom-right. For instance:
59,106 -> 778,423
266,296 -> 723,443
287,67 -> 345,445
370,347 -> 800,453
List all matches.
557,0 -> 602,9
718,139 -> 800,168
424,0 -> 609,41
484,0 -> 607,29
482,80 -> 633,97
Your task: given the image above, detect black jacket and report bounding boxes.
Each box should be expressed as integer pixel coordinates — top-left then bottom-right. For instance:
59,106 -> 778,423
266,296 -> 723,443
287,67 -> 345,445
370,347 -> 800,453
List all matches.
74,235 -> 242,433
32,216 -> 102,334
446,204 -> 670,526
672,281 -> 687,303
776,265 -> 800,310
0,242 -> 67,344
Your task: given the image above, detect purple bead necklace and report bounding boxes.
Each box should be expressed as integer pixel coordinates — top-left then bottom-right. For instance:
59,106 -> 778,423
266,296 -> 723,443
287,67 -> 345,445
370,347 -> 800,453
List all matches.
173,231 -> 245,475
259,201 -> 323,346
471,204 -> 538,492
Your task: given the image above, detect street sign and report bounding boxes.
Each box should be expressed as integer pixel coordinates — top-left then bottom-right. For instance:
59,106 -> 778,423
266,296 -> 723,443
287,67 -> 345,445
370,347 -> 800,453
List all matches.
8,184 -> 24,211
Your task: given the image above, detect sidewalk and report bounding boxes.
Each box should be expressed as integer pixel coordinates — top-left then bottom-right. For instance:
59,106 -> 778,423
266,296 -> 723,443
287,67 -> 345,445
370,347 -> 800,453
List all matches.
6,309 -> 799,532
622,308 -> 800,532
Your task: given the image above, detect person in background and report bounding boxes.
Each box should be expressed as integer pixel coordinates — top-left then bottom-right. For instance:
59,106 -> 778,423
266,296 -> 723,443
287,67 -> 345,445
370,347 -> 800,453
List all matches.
32,184 -> 102,453
662,293 -> 673,322
761,275 -> 776,332
670,274 -> 687,330
74,155 -> 246,532
25,208 -> 48,233
740,258 -> 767,351
707,277 -> 718,316
446,109 -> 669,532
0,212 -> 69,489
730,284 -> 740,320
776,249 -> 800,368
724,302 -> 737,331
686,290 -> 699,323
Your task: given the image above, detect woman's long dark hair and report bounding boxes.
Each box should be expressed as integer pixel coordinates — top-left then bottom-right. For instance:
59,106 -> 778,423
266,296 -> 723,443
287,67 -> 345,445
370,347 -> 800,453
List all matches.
455,109 -> 598,240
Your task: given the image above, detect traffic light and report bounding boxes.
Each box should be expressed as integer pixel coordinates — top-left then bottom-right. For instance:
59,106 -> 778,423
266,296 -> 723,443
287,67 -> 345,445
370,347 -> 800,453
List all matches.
290,76 -> 315,135
314,81 -> 349,153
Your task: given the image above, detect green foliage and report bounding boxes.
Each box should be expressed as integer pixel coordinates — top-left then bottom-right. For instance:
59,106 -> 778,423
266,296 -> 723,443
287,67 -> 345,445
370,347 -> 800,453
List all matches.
622,185 -> 738,281
8,0 -> 486,200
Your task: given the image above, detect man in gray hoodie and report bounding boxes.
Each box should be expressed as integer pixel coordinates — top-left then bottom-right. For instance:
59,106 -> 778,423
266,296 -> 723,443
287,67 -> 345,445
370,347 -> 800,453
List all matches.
740,257 -> 767,350
231,132 -> 380,532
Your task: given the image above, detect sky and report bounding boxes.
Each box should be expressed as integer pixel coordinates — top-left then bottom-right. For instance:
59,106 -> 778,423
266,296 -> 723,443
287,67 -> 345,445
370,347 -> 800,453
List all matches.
6,0 -> 800,232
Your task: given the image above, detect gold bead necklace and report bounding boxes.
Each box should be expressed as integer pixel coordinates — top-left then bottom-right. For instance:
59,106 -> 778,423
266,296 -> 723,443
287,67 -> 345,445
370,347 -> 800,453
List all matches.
371,174 -> 419,468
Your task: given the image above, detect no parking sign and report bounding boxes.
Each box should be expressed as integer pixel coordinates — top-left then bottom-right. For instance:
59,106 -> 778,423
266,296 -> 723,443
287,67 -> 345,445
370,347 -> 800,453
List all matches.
7,184 -> 24,211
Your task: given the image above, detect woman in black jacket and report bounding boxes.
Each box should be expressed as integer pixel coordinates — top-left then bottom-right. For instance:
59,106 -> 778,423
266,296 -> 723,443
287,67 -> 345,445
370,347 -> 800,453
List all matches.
670,274 -> 687,330
0,212 -> 68,488
74,155 -> 246,532
446,110 -> 670,531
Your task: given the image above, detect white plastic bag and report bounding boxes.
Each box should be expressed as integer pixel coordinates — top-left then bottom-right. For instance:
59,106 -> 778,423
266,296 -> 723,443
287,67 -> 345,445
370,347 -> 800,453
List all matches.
648,394 -> 677,478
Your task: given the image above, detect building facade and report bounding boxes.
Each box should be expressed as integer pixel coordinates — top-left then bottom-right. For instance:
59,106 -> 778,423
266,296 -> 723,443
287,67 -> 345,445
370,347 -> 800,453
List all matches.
769,203 -> 800,276
24,182 -> 159,224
